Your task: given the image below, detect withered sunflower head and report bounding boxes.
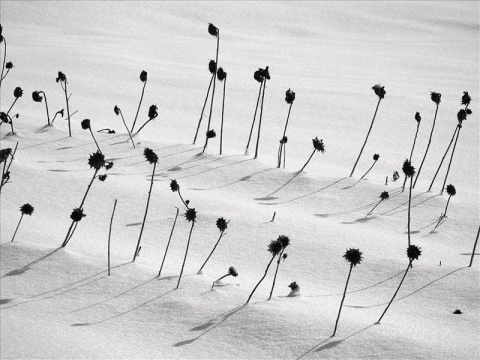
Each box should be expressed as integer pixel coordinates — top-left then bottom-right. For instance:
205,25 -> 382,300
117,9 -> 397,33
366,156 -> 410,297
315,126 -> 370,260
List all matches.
32,91 -> 43,102
70,208 -> 86,222
88,150 -> 106,170
372,84 -> 386,99
430,91 -> 441,105
285,88 -> 295,104
148,104 -> 158,120
208,60 -> 217,75
20,203 -> 34,215
407,244 -> 422,261
278,235 -> 290,249
140,70 -> 148,82
56,71 -> 66,83
216,217 -> 228,232
81,119 -> 91,130
98,174 -> 107,182
446,184 -> 456,196
0,148 -> 12,163
185,208 -> 197,222
415,112 -> 421,123
144,148 -> 158,164
206,129 -> 216,139
313,137 -> 325,153
208,23 -> 218,37
114,105 -> 120,115
380,191 -> 390,201
13,87 -> 23,98
373,153 -> 380,161
254,68 -> 264,83
268,238 -> 283,256
217,67 -> 227,81
288,281 -> 299,291
402,158 -> 415,177
461,91 -> 471,106
343,248 -> 363,267
228,266 -> 238,277
5,61 -> 13,70
170,179 -> 179,192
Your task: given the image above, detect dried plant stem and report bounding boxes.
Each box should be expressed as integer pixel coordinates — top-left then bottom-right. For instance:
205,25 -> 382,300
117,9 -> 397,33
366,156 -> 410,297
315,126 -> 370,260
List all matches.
133,118 -> 153,136
350,97 -> 382,177
177,221 -> 195,289
131,79 -> 147,133
376,260 -> 413,323
0,39 -> 6,88
278,103 -> 293,168
118,109 -> 135,148
367,199 -> 383,216
220,77 -> 226,155
194,74 -> 214,144
39,91 -> 51,126
245,81 -> 264,155
132,162 -> 156,262
300,149 -> 316,172
198,231 -> 225,274
469,226 -> 480,267
268,249 -> 285,300
0,142 -> 18,193
89,128 -> 101,153
11,213 -> 24,242
246,254 -> 276,304
203,32 -> 220,153
158,207 -> 179,278
211,273 -> 232,290
414,103 -> 439,188
407,175 -> 413,247
360,160 -> 377,180
254,80 -> 267,159
108,199 -> 117,276
332,263 -> 353,336
60,80 -> 72,137
6,98 -> 18,116
427,127 -> 457,192
177,189 -> 189,209
440,126 -> 462,195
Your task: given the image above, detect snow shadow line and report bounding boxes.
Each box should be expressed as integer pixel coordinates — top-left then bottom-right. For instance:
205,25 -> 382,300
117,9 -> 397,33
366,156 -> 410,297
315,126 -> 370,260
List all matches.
191,167 -> 276,191
1,247 -> 61,278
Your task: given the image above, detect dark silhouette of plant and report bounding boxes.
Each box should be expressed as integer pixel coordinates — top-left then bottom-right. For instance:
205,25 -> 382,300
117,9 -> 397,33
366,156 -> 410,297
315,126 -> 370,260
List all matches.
203,129 -> 217,153
56,71 -> 72,137
402,112 -> 421,191
0,24 -> 10,88
158,207 -> 179,278
413,92 -> 441,188
1,61 -> 13,83
211,266 -> 238,290
107,199 -> 117,276
376,245 -> 422,323
177,208 -> 197,289
198,217 -> 229,274
170,179 -> 189,209
278,89 -> 296,168
51,109 -> 64,125
269,235 -> 290,300
245,67 -> 266,155
130,70 -> 148,133
433,184 -> 456,231
254,66 -> 270,159
0,144 -> 17,193
4,87 -> 23,124
367,191 -> 389,216
217,67 -> 227,155
134,104 -> 158,136
32,90 -> 53,126
194,60 -> 216,144
62,151 -> 111,247
132,148 -> 158,262
403,159 -> 416,246
1,111 -> 19,135
469,226 -> 479,267
299,137 -> 325,172
11,203 -> 34,242
332,248 -> 363,336
350,84 -> 385,177
288,281 -> 300,296
360,153 -> 380,180
246,237 -> 283,304
114,105 -> 135,148
81,119 -> 101,152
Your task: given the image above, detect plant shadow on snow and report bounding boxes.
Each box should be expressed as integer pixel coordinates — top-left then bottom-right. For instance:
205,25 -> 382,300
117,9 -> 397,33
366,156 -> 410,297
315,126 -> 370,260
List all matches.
1,247 -> 61,278
0,299 -> 13,305
173,305 -> 245,347
190,168 -> 276,191
20,136 -> 69,151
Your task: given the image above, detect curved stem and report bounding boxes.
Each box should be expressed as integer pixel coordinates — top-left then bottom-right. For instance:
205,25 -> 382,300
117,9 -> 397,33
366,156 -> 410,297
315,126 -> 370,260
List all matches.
360,160 -> 377,180
176,221 -> 195,289
367,199 -> 383,216
245,81 -> 264,155
220,78 -> 226,155
194,75 -> 214,144
427,127 -> 457,192
108,199 -> 117,276
11,214 -> 24,242
440,126 -> 462,194
299,149 -> 316,172
268,249 -> 285,300
134,118 -> 152,136
212,273 -> 231,290
158,207 -> 179,278
63,79 -> 72,137
198,231 -> 225,274
0,39 -> 6,88
246,254 -> 276,304
254,80 -> 267,159
118,109 -> 135,148
131,79 -> 147,133
89,128 -> 101,153
40,92 -> 51,126
6,98 -> 18,116
469,225 -> 480,267
177,188 -> 189,209
333,264 -> 353,336
350,97 -> 382,177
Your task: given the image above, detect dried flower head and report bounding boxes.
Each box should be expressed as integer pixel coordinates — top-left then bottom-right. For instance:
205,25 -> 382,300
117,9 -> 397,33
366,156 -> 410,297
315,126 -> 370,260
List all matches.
282,253 -> 288,260
0,24 -> 3,43
461,91 -> 471,106
380,191 -> 390,201
70,208 -> 86,222
343,248 -> 363,267
5,61 -> 13,70
206,129 -> 216,139
208,23 -> 219,37
457,109 -> 467,123
88,150 -> 106,170
217,67 -> 227,81
261,66 -> 270,80
0,112 -> 8,123
0,148 -> 12,163
143,148 -> 158,164
216,217 -> 228,232
446,184 -> 456,196
56,71 -> 66,83
13,87 -> 23,98
20,203 -> 34,215
105,161 -> 114,170
114,105 -> 120,115
430,91 -> 441,105
406,244 -> 422,261
81,119 -> 91,130
32,91 -> 43,102
148,104 -> 158,120
373,153 -> 380,161
372,84 -> 386,99
98,174 -> 107,181
185,208 -> 197,222
288,281 -> 299,291
313,137 -> 325,153
280,136 -> 288,144
415,112 -> 421,123
254,68 -> 264,83
277,235 -> 290,249
268,239 -> 283,256
170,179 -> 179,192
228,266 -> 238,277
285,88 -> 295,104
140,70 -> 147,82
208,60 -> 217,75
402,158 -> 415,177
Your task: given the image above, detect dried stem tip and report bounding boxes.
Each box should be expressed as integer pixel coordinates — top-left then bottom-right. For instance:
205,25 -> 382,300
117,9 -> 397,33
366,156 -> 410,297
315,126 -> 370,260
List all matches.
20,203 -> 34,215
430,91 -> 441,105
415,112 -> 421,123
140,70 -> 148,82
373,153 -> 380,161
185,208 -> 197,222
170,179 -> 179,192
380,191 -> 390,200
285,89 -> 295,104
209,60 -> 217,75
208,23 -> 219,37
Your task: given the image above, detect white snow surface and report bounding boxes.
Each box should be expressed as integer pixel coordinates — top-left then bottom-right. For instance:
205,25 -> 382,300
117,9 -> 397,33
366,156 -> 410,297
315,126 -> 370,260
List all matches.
1,1 -> 479,359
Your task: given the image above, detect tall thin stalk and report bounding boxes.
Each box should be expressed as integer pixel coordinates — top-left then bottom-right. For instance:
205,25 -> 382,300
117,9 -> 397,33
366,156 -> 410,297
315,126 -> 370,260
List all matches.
333,263 -> 353,336
131,71 -> 148,133
246,254 -> 276,304
114,106 -> 135,148
402,113 -> 421,191
427,127 -> 457,192
219,72 -> 227,155
268,235 -> 290,300
469,226 -> 480,267
245,80 -> 264,155
108,199 -> 117,276
440,126 -> 461,195
11,214 -> 24,242
254,79 -> 267,159
402,159 -> 416,247
299,137 -> 325,172
194,74 -> 214,144
0,37 -> 7,88
360,154 -> 379,180
158,207 -> 179,278
211,266 -> 238,290
198,230 -> 226,274
177,208 -> 197,289
278,89 -> 295,168
56,72 -> 72,137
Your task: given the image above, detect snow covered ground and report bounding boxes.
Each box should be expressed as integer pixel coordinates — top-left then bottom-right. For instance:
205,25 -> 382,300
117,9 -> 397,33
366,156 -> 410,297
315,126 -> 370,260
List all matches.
1,1 -> 479,359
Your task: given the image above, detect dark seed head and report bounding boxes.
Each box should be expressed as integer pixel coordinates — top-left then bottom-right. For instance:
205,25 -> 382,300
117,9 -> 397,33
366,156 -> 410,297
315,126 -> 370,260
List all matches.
88,150 -> 106,170
148,104 -> 158,120
143,148 -> 158,164
415,112 -> 421,123
206,129 -> 216,139
0,148 -> 12,163
407,244 -> 422,261
13,87 -> 23,98
5,61 -> 13,70
105,161 -> 114,170
268,239 -> 283,256
446,184 -> 456,196
457,109 -> 467,123
70,208 -> 86,222
32,91 -> 43,102
278,235 -> 290,249
217,67 -> 227,81
288,282 -> 299,291
185,208 -> 197,222
0,112 -> 8,123
402,158 -> 415,178
216,217 -> 228,232
261,66 -> 270,80
343,248 -> 363,267
254,68 -> 264,83
430,91 -> 441,105
208,23 -> 218,37
98,174 -> 107,182
312,137 -> 325,153
56,71 -> 66,83
280,136 -> 288,144
81,119 -> 91,130
140,70 -> 147,82
20,203 -> 34,215
209,60 -> 217,75
372,84 -> 386,99
380,191 -> 390,201
170,179 -> 179,192
461,91 -> 471,106
114,105 -> 120,115
285,88 -> 295,104
373,153 -> 380,161
228,266 -> 238,277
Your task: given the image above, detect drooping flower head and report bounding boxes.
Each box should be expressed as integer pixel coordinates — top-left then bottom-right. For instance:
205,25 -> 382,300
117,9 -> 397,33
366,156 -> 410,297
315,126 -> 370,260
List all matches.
285,88 -> 295,104
415,112 -> 421,123
280,136 -> 288,144
253,68 -> 264,83
372,84 -> 386,99
288,282 -> 299,291
402,158 -> 415,178
313,137 -> 325,153
261,66 -> 270,80
406,244 -> 422,261
185,208 -> 197,222
343,248 -> 363,267
170,179 -> 179,192
56,71 -> 66,83
461,91 -> 471,106
144,148 -> 158,164
20,203 -> 34,215
114,105 -> 120,115
208,23 -> 219,37
32,91 -> 43,102
70,208 -> 86,222
216,217 -> 228,232
0,148 -> 12,163
268,238 -> 283,256
13,87 -> 23,98
380,191 -> 390,201
88,150 -> 106,170
373,153 -> 380,161
217,67 -> 227,81
105,161 -> 114,170
209,60 -> 217,75
446,184 -> 456,196
206,129 -> 216,139
277,235 -> 290,249
430,91 -> 441,105
148,104 -> 158,120
98,174 -> 107,182
140,70 -> 148,82
228,266 -> 238,277
81,119 -> 91,130
5,62 -> 13,70
457,109 -> 467,123
0,112 -> 8,124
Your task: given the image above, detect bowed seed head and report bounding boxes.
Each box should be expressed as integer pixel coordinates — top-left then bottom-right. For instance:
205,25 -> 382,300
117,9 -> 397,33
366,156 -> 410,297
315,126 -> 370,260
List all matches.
144,148 -> 158,164
380,191 -> 390,201
461,91 -> 471,106
217,67 -> 227,81
280,136 -> 288,144
208,60 -> 217,75
206,129 -> 216,139
20,203 -> 34,215
98,174 -> 107,182
0,112 -> 8,123
343,248 -> 363,267
170,179 -> 179,192
277,235 -> 290,249
0,148 -> 12,163
261,66 -> 270,80
457,109 -> 467,123
430,91 -> 441,105
0,24 -> 3,43
268,239 -> 283,256
373,153 -> 380,161
56,71 -> 66,83
140,70 -> 147,82
5,61 -> 13,70
81,119 -> 91,130
105,161 -> 114,170
185,208 -> 197,222
114,105 -> 120,115
208,23 -> 218,37
32,91 -> 43,103
216,217 -> 228,232
148,104 -> 158,120
288,282 -> 299,291
312,137 -> 325,153
407,244 -> 422,261
402,159 -> 415,177
70,208 -> 86,222
446,184 -> 456,196
415,112 -> 421,123
253,68 -> 264,83
228,266 -> 238,277
372,84 -> 386,99
13,87 -> 23,98
285,89 -> 295,104
88,150 -> 106,170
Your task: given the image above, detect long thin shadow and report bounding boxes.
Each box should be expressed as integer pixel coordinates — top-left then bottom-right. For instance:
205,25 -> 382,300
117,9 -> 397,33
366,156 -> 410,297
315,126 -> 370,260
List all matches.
379,192 -> 434,217
340,178 -> 363,190
191,168 -> 275,191
72,289 -> 176,326
257,170 -> 302,200
173,304 -> 245,347
1,247 -> 61,278
55,134 -> 125,151
20,136 -> 69,150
